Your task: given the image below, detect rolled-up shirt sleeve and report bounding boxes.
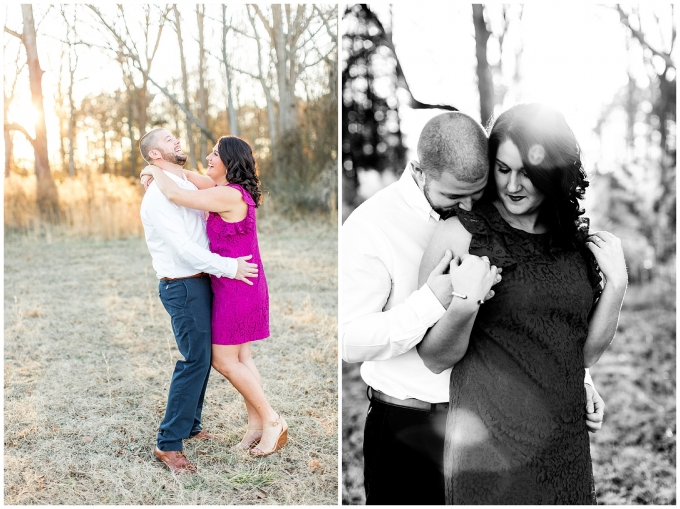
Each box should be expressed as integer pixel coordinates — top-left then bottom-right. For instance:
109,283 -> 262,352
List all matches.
146,199 -> 237,278
340,219 -> 446,363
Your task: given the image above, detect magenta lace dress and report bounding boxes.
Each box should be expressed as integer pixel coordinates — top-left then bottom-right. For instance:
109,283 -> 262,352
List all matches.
444,200 -> 601,504
206,184 -> 269,345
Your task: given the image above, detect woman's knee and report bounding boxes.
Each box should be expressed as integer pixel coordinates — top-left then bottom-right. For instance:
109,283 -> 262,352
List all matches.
211,352 -> 239,377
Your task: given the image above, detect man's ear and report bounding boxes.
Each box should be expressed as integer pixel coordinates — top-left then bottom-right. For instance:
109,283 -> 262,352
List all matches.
411,160 -> 425,185
148,148 -> 161,161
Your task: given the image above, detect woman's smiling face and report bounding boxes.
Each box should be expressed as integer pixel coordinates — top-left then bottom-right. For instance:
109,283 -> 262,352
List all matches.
494,140 -> 544,219
206,143 -> 228,183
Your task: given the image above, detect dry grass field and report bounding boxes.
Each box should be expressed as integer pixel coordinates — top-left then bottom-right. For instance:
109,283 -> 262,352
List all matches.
4,215 -> 338,505
342,277 -> 676,505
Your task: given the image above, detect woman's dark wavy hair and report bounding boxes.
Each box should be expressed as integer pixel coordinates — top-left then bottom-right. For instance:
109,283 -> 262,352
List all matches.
218,135 -> 262,206
485,103 -> 590,248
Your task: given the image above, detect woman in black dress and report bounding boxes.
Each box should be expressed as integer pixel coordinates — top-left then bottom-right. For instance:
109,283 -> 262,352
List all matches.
417,104 -> 628,504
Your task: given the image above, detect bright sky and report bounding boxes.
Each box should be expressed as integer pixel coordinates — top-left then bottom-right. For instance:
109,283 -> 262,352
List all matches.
357,3 -> 676,205
4,4 -> 335,165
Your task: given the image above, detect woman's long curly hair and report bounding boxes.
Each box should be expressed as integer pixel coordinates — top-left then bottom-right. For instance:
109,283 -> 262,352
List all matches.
218,136 -> 262,206
485,103 -> 590,249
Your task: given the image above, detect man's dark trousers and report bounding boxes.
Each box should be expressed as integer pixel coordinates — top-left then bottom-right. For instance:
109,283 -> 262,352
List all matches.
157,276 -> 213,451
363,397 -> 447,505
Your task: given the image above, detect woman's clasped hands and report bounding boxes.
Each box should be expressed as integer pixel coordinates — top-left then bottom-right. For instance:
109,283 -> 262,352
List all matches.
449,254 -> 502,306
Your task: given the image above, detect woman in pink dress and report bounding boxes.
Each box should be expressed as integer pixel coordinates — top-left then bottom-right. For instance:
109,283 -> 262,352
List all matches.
141,136 -> 286,457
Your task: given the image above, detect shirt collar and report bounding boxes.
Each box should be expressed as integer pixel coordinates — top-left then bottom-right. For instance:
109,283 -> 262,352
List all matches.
162,169 -> 188,184
398,161 -> 441,222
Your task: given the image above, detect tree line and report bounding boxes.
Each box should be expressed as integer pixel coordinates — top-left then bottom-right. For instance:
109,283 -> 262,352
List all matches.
4,4 -> 338,220
342,4 -> 675,271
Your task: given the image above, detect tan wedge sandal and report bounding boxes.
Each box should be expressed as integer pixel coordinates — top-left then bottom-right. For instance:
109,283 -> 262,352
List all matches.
231,427 -> 263,451
251,415 -> 287,457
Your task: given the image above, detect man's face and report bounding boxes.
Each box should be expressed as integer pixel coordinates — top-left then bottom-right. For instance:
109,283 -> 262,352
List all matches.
415,164 -> 488,218
150,129 -> 188,166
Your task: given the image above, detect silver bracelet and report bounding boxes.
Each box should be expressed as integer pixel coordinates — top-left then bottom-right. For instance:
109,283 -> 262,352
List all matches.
452,290 -> 484,305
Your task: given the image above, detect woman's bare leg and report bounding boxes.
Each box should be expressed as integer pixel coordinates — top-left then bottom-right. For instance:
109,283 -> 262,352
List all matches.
212,344 -> 281,451
235,344 -> 263,448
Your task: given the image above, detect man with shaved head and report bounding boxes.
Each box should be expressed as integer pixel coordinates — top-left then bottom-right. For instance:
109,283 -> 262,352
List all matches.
341,112 -> 604,504
341,112 -> 495,504
139,127 -> 258,474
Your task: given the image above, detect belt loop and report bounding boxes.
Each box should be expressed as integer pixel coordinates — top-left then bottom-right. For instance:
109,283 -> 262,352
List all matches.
429,403 -> 436,418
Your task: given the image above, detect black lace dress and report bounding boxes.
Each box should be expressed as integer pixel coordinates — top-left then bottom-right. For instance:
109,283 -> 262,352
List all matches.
444,201 -> 601,505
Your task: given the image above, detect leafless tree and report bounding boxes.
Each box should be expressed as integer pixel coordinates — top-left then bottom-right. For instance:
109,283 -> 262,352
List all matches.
221,5 -> 239,136
196,4 -> 208,167
172,5 -> 198,171
4,37 -> 26,178
5,5 -> 60,219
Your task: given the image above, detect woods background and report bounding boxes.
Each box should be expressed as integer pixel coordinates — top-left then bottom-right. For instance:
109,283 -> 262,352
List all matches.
4,4 -> 337,231
341,4 -> 676,505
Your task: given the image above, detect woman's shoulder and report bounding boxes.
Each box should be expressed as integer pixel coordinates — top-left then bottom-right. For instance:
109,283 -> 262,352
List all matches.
226,183 -> 256,206
432,215 -> 472,257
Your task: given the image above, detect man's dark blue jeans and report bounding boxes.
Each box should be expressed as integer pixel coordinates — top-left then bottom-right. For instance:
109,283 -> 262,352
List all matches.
157,276 -> 213,452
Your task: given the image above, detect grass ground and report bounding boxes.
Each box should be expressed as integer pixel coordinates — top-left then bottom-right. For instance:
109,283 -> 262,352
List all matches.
341,278 -> 676,505
4,216 -> 338,505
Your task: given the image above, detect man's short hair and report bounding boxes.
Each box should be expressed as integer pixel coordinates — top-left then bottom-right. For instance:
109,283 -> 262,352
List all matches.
139,128 -> 166,164
416,112 -> 488,183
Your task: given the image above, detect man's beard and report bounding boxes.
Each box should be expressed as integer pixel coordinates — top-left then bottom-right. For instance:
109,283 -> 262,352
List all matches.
422,178 -> 459,219
160,148 -> 187,166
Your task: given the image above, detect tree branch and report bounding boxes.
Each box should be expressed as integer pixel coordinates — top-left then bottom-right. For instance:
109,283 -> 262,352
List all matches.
364,7 -> 458,111
4,26 -> 23,40
617,5 -> 675,69
5,123 -> 36,147
144,73 -> 216,143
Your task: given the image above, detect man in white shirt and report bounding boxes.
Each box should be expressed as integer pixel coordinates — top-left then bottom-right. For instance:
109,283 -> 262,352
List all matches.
139,128 -> 257,473
341,112 -> 604,504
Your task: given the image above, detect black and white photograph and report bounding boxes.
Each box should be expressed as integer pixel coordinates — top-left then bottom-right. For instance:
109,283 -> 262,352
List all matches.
341,3 -> 675,505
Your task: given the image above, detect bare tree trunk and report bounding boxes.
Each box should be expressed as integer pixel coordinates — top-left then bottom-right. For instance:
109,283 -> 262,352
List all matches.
127,85 -> 136,176
66,6 -> 77,177
55,61 -> 68,172
271,5 -> 301,135
173,6 -> 197,171
21,4 -> 60,219
247,6 -> 279,173
196,5 -> 208,167
222,5 -> 238,136
473,4 -> 494,126
4,127 -> 12,177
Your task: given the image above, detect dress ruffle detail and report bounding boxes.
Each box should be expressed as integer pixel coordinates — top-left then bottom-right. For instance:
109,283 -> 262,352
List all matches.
207,184 -> 256,239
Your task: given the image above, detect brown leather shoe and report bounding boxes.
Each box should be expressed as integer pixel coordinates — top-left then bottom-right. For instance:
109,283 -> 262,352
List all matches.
154,447 -> 196,474
189,430 -> 223,440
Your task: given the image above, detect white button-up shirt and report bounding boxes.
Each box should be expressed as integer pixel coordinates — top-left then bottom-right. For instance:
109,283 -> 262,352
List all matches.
140,171 -> 237,280
341,163 -> 450,403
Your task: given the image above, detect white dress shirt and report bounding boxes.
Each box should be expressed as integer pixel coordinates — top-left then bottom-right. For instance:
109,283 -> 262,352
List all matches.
140,171 -> 237,280
341,163 -> 593,403
341,163 -> 451,403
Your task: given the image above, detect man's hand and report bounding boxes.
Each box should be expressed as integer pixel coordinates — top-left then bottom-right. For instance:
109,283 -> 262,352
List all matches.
427,250 -> 454,308
141,174 -> 154,191
235,255 -> 258,285
140,165 -> 161,191
585,382 -> 605,433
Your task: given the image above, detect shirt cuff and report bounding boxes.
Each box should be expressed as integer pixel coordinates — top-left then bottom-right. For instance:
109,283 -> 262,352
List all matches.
406,283 -> 447,328
224,257 -> 237,279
